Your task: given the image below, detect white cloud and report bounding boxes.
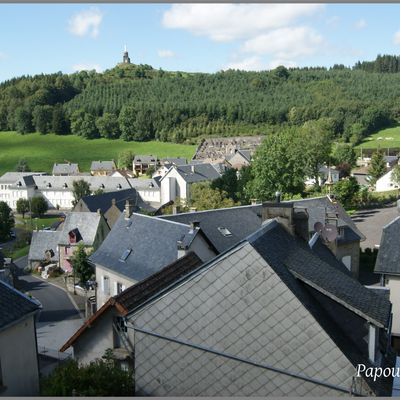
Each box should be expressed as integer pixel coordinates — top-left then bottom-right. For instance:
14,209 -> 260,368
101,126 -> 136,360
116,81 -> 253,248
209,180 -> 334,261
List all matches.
224,56 -> 264,71
72,63 -> 102,73
394,31 -> 400,45
242,26 -> 323,59
354,19 -> 367,30
68,8 -> 103,38
162,4 -> 323,42
158,49 -> 175,58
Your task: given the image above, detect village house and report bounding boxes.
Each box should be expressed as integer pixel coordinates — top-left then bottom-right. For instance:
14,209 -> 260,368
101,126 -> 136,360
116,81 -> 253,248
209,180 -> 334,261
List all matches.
90,160 -> 117,176
58,212 -> 110,273
60,218 -> 394,396
28,230 -> 61,271
374,216 -> 400,351
52,163 -> 80,176
0,281 -> 41,396
375,168 -> 400,192
73,188 -> 156,228
224,149 -> 252,169
160,163 -> 221,205
89,205 -> 216,308
153,157 -> 188,179
0,172 -> 132,210
133,155 -> 158,175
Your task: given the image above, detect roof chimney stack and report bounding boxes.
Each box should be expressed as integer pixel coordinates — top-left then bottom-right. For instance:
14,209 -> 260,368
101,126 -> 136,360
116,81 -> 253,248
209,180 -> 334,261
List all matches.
124,199 -> 133,219
275,191 -> 281,204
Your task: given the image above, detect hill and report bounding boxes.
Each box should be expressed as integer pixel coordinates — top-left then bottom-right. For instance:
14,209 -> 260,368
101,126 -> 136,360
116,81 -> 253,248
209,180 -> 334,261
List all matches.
2,55 -> 400,145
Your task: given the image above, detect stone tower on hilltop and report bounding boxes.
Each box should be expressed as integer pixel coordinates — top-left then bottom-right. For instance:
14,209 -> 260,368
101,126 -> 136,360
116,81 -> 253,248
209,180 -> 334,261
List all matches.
123,45 -> 131,64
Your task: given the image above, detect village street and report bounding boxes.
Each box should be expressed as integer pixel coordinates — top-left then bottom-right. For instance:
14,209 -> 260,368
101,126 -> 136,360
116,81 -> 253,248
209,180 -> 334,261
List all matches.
14,256 -> 83,354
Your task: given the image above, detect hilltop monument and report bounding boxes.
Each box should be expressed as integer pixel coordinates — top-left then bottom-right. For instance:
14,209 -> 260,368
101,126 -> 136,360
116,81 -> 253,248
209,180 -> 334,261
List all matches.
123,45 -> 131,64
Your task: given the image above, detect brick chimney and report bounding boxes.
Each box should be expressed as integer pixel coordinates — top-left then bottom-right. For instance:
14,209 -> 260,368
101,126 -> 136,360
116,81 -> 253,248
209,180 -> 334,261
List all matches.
262,202 -> 295,235
124,199 -> 133,219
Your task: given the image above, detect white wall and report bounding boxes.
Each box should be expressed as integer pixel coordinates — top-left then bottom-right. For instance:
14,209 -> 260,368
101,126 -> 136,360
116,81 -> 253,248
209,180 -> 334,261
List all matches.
376,170 -> 399,192
95,266 -> 136,307
0,315 -> 39,396
160,168 -> 188,204
387,276 -> 400,336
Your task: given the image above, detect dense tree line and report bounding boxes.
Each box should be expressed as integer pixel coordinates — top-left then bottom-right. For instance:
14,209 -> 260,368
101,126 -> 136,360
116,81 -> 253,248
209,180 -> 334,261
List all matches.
1,56 -> 400,143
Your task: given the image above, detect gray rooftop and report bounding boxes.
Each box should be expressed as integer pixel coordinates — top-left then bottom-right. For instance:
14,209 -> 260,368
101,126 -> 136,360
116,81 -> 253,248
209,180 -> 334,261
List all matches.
58,212 -> 102,246
90,213 -> 198,281
173,163 -> 221,183
160,205 -> 263,253
128,178 -> 160,191
52,163 -> 79,175
28,231 -> 61,262
250,220 -> 391,328
90,161 -> 116,171
29,175 -> 131,192
0,280 -> 41,330
0,172 -> 44,184
160,158 -> 187,166
375,216 -> 400,275
134,155 -> 157,164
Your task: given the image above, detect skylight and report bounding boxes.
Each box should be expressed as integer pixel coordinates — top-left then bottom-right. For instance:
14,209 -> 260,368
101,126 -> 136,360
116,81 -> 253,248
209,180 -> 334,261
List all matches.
218,227 -> 233,237
119,249 -> 132,262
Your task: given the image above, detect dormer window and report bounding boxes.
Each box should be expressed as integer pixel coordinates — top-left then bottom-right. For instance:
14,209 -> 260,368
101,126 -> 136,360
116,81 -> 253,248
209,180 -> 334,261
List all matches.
117,184 -> 122,189
99,184 -> 105,189
149,182 -> 154,188
218,227 -> 232,237
63,183 -> 68,188
47,182 -> 52,188
119,249 -> 132,262
17,181 -> 22,187
68,228 -> 82,244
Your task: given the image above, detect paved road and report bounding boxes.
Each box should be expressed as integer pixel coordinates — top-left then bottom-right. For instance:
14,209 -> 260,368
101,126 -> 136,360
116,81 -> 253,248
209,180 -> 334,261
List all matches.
14,256 -> 83,352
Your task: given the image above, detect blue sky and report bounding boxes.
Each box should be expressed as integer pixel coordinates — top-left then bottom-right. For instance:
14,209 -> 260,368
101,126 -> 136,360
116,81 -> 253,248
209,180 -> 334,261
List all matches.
1,4 -> 400,82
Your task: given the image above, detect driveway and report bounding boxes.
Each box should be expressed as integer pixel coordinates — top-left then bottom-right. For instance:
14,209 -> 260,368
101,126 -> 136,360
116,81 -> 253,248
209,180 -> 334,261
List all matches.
352,205 -> 399,250
14,256 -> 83,353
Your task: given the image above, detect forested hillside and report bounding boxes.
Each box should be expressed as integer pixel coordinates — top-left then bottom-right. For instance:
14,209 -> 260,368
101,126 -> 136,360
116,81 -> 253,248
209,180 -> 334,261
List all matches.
1,55 -> 400,144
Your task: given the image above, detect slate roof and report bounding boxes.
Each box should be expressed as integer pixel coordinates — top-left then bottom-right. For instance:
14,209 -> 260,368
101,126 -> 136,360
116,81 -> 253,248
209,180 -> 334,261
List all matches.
60,252 -> 203,352
160,205 -> 263,253
0,251 -> 4,268
0,172 -> 44,185
128,178 -> 160,191
249,220 -> 391,328
375,216 -> 400,274
89,213 -> 200,281
173,163 -> 222,183
29,231 -> 61,262
31,175 -> 131,192
134,155 -> 157,164
90,161 -> 116,171
226,149 -> 252,163
292,196 -> 365,241
52,163 -> 79,175
58,212 -> 102,246
160,158 -> 187,166
0,280 -> 41,331
79,188 -> 155,214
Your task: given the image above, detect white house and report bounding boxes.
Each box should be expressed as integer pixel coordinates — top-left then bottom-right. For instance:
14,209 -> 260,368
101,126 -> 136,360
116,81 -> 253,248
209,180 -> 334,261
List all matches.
375,169 -> 400,192
160,163 -> 221,205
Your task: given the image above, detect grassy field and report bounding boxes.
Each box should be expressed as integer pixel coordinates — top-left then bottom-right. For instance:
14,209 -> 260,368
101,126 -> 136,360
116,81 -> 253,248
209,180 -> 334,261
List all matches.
0,131 -> 196,176
356,126 -> 400,151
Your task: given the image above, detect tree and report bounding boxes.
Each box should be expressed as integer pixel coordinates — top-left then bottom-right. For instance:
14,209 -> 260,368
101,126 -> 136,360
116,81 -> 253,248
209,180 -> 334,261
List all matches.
16,198 -> 30,218
52,105 -> 70,135
368,151 -> 386,185
71,243 -> 93,284
211,168 -> 239,201
0,201 -> 14,241
95,113 -> 120,139
333,176 -> 360,207
117,150 -> 135,170
302,120 -> 333,190
14,106 -> 34,134
30,196 -> 48,217
72,180 -> 91,206
190,182 -> 236,211
332,143 -> 357,167
32,105 -> 53,134
40,351 -> 133,396
249,128 -> 307,200
15,158 -> 31,172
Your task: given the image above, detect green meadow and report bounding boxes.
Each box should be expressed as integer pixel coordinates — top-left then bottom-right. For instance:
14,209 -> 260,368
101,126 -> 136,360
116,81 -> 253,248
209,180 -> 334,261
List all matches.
356,126 -> 400,151
0,131 -> 196,176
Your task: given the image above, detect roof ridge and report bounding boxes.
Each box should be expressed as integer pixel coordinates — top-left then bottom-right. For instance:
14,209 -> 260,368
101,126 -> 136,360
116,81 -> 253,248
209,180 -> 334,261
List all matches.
0,280 -> 42,308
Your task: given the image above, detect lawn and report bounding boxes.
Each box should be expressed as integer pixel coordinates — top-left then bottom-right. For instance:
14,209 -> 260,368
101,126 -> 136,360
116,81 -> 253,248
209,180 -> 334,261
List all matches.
0,131 -> 196,176
355,126 -> 400,151
16,215 -> 62,231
